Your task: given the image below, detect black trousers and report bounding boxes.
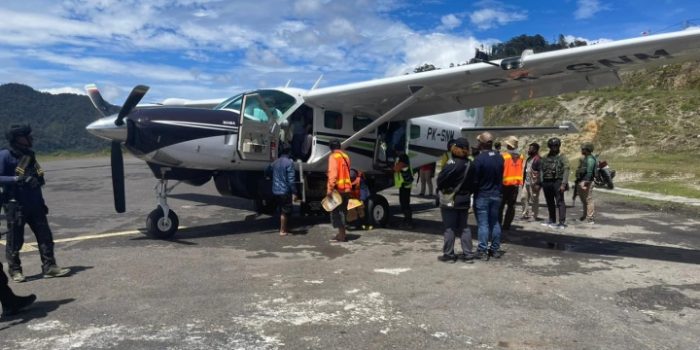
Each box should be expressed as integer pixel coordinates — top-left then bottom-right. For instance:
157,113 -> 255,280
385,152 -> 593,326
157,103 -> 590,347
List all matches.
542,180 -> 566,224
0,263 -> 13,306
5,205 -> 57,273
499,185 -> 519,230
399,187 -> 412,222
440,208 -> 472,256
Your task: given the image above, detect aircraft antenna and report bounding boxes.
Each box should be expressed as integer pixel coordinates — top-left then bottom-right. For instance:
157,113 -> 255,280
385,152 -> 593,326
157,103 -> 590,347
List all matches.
311,74 -> 324,90
285,79 -> 292,88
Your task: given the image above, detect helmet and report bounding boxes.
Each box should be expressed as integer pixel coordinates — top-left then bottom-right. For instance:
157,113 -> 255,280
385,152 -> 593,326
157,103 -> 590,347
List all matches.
5,124 -> 32,144
581,142 -> 594,152
547,137 -> 561,148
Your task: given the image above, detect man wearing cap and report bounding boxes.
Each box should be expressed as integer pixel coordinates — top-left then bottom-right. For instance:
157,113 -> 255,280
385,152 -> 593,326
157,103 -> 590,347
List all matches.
326,139 -> 351,242
499,136 -> 524,233
576,143 -> 596,224
521,142 -> 542,221
0,124 -> 70,282
472,132 -> 504,259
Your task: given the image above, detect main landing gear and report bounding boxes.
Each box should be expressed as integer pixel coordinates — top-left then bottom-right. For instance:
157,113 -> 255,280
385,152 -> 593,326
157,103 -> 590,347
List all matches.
145,179 -> 181,239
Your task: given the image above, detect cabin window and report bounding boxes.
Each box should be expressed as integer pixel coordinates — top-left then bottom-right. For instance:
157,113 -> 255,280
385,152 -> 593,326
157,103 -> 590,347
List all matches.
353,115 -> 372,131
324,111 -> 343,130
410,125 -> 421,139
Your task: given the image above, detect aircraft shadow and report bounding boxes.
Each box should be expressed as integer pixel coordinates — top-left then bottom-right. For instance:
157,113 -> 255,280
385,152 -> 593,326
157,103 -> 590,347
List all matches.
169,193 -> 254,211
381,217 -> 700,265
0,298 -> 75,330
130,214 -> 330,242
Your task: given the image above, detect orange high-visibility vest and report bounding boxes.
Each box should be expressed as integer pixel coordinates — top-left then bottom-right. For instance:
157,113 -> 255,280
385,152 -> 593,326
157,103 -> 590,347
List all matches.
502,152 -> 524,186
328,150 -> 352,193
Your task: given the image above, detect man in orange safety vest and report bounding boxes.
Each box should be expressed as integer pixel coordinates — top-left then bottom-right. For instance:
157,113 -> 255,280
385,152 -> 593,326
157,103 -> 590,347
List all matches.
326,139 -> 352,242
499,136 -> 524,232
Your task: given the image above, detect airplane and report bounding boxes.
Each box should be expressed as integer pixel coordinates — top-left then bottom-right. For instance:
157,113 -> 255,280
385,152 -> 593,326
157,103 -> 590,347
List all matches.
85,28 -> 700,239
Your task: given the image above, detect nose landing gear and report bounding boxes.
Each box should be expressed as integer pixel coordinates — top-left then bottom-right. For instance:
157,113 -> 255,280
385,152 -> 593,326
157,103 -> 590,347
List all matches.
145,179 -> 181,239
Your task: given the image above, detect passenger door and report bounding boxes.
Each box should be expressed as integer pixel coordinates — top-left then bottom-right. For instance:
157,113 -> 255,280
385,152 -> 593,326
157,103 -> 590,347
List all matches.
238,93 -> 279,161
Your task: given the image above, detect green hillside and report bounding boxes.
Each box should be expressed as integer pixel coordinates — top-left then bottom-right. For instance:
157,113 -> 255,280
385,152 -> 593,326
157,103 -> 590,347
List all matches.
0,83 -> 110,153
485,60 -> 700,198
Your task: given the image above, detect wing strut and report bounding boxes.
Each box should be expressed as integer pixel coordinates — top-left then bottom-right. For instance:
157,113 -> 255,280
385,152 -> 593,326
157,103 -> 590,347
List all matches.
307,85 -> 432,165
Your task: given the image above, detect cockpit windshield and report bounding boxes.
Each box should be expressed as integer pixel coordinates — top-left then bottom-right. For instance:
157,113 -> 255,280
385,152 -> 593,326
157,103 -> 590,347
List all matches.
214,90 -> 297,123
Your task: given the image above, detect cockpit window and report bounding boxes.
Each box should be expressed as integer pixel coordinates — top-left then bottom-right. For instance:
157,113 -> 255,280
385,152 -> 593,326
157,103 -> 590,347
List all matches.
215,93 -> 243,111
215,90 -> 297,121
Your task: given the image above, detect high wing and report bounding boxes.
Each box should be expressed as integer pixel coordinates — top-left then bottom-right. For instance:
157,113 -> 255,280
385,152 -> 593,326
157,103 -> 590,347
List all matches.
304,28 -> 700,120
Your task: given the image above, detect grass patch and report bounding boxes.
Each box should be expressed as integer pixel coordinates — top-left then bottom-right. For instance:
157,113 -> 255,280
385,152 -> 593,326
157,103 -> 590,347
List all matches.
604,153 -> 700,199
598,191 -> 700,219
623,181 -> 700,199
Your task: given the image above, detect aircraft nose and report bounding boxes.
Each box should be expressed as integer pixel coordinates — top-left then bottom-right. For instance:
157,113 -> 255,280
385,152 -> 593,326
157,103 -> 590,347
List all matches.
86,115 -> 127,142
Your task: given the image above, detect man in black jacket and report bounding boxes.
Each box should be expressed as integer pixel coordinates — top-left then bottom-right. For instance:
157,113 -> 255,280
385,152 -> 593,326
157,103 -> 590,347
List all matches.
436,137 -> 475,263
1,124 -> 70,282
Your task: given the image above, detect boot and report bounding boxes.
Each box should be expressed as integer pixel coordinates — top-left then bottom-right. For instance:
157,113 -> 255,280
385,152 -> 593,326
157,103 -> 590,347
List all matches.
1,293 -> 37,317
43,265 -> 70,278
38,244 -> 70,278
6,251 -> 24,283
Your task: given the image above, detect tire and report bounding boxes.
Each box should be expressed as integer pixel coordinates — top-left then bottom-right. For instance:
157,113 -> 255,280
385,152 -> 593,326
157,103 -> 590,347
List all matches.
146,208 -> 179,239
601,169 -> 614,189
366,195 -> 389,227
254,198 -> 275,215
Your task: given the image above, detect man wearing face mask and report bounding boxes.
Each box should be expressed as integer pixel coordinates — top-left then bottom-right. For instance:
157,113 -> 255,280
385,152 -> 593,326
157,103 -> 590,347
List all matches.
0,124 -> 70,282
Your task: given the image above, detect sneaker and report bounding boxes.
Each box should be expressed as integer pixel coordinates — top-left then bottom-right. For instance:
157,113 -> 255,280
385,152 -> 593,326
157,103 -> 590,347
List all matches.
585,220 -> 595,225
491,250 -> 505,259
457,252 -> 474,262
1,294 -> 36,317
578,216 -> 586,222
10,271 -> 25,283
541,221 -> 555,227
437,254 -> 457,263
474,250 -> 486,260
556,223 -> 568,229
43,265 -> 70,278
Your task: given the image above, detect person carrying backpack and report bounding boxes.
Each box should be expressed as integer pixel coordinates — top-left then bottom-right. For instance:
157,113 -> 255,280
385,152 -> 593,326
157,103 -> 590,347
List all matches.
540,138 -> 570,229
575,143 -> 596,224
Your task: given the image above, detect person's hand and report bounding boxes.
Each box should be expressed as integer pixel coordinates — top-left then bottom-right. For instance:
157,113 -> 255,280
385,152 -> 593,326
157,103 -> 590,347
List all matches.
559,184 -> 566,193
293,194 -> 299,202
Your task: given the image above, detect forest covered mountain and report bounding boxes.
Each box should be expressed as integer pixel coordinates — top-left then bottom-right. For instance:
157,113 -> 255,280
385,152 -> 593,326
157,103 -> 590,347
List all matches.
0,83 -> 109,153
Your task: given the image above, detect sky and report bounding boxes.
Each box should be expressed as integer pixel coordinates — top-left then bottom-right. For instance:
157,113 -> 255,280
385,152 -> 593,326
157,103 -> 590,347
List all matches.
0,0 -> 698,104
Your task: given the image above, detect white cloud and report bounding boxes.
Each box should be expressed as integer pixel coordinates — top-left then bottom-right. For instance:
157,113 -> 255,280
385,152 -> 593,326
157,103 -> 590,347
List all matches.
469,8 -> 527,30
438,14 -> 462,31
574,0 -> 606,20
563,34 -> 612,45
384,33 -> 481,77
41,87 -> 86,95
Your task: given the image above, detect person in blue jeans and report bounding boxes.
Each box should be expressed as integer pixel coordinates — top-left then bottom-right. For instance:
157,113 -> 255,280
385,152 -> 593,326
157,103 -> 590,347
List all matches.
472,132 -> 505,259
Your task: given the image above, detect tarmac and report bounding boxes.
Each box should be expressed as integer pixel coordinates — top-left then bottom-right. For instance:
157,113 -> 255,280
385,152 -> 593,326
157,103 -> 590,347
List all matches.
0,157 -> 698,350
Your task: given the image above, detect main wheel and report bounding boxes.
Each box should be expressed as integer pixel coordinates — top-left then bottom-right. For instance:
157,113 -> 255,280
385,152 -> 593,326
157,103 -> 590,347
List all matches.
366,194 -> 389,227
146,208 -> 179,239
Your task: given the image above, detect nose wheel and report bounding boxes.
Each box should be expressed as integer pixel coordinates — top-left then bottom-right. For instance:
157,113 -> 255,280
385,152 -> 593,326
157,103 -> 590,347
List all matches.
145,179 -> 181,239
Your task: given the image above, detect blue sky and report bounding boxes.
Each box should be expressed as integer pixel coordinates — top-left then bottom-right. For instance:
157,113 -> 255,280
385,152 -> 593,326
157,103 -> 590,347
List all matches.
0,0 -> 698,104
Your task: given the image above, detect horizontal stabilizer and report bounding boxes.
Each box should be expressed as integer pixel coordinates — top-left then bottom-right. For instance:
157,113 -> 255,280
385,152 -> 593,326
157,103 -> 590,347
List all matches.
462,121 -> 577,135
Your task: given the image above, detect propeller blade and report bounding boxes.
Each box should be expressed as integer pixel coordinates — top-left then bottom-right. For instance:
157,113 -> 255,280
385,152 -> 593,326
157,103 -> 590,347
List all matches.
85,84 -> 111,118
111,141 -> 126,213
115,85 -> 149,126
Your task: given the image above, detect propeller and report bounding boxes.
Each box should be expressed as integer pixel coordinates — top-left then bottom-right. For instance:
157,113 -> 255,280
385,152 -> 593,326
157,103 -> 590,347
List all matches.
115,85 -> 149,126
85,84 -> 150,213
111,141 -> 126,213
